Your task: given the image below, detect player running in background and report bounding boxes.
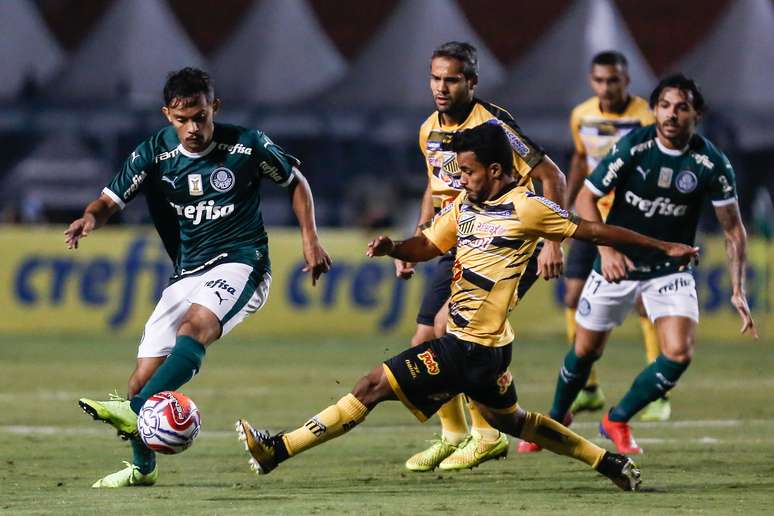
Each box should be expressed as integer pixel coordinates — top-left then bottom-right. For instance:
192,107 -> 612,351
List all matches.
396,41 -> 567,472
236,123 -> 701,491
65,68 -> 331,487
534,74 -> 757,455
561,51 -> 666,422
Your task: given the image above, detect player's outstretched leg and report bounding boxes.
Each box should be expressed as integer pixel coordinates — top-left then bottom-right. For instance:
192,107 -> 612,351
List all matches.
483,404 -> 641,491
236,367 -> 384,476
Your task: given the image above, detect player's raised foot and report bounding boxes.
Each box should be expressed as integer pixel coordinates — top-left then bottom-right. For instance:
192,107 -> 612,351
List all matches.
600,413 -> 643,455
595,452 -> 641,491
235,419 -> 285,476
78,393 -> 138,439
640,397 -> 671,422
91,461 -> 158,488
405,436 -> 458,472
437,430 -> 508,471
571,386 -> 606,413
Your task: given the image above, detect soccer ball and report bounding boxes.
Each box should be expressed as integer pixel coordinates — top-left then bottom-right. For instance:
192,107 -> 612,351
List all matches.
137,391 -> 201,454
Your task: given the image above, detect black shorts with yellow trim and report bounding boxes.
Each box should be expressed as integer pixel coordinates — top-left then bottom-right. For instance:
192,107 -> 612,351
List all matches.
383,334 -> 517,422
565,238 -> 597,280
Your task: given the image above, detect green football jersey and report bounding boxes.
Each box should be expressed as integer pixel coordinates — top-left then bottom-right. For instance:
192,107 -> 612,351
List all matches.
586,125 -> 737,279
104,123 -> 299,276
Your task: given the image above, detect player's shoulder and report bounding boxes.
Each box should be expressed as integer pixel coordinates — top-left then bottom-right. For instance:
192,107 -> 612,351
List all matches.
517,188 -> 570,217
130,126 -> 177,165
617,124 -> 658,155
688,133 -> 731,171
419,112 -> 439,136
571,96 -> 600,118
626,96 -> 656,122
474,98 -> 520,129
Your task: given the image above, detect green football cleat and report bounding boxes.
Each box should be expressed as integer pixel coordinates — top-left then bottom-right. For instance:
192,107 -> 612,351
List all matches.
438,430 -> 508,471
405,436 -> 458,472
91,461 -> 158,488
640,397 -> 671,422
78,392 -> 138,439
570,387 -> 606,414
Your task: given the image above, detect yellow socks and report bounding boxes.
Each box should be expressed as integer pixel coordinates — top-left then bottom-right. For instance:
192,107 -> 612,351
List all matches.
519,410 -> 605,468
437,395 -> 469,444
282,394 -> 368,457
640,316 -> 660,363
468,399 -> 500,441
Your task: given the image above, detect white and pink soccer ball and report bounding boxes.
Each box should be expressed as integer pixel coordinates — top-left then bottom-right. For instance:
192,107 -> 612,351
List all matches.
137,391 -> 201,454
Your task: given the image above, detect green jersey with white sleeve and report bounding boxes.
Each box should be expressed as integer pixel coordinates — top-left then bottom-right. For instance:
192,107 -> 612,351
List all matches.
585,125 -> 737,280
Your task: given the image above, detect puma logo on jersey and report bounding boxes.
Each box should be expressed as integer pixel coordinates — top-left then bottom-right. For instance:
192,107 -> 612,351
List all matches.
624,191 -> 688,217
170,200 -> 235,225
213,291 -> 227,305
161,176 -> 177,188
636,166 -> 651,180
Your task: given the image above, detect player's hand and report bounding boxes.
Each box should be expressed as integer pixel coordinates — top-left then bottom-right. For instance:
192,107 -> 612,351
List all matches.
536,240 -> 564,280
366,236 -> 394,257
664,243 -> 701,270
731,290 -> 759,338
599,247 -> 634,283
302,239 -> 332,286
394,259 -> 416,280
64,213 -> 96,250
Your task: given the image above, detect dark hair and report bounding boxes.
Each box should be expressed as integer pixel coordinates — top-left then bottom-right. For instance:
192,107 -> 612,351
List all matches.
591,50 -> 628,70
448,122 -> 513,175
163,67 -> 215,107
431,41 -> 478,79
649,73 -> 705,113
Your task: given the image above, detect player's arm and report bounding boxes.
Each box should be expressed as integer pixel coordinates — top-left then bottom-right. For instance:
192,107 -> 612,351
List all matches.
529,156 -> 566,280
395,181 -> 435,280
565,151 -> 589,209
572,219 -> 698,265
64,193 -> 121,249
714,201 -> 758,337
368,234 -> 442,262
288,168 -> 332,286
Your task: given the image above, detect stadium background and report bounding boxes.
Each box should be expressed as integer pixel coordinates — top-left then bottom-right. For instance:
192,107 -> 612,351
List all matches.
1,0 -> 771,337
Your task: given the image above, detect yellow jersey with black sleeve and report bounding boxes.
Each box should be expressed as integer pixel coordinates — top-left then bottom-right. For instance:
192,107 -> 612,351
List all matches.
423,184 -> 578,347
570,95 -> 655,217
419,99 -> 545,213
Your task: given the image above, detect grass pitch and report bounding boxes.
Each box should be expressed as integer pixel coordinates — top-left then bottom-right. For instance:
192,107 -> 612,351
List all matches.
1,332 -> 772,515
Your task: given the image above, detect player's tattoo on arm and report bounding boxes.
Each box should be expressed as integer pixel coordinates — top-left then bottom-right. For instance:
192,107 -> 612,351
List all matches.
714,202 -> 748,295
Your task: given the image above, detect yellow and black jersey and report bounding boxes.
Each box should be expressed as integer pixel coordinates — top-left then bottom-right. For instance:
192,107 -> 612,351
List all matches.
570,95 -> 654,216
423,184 -> 578,347
419,99 -> 545,212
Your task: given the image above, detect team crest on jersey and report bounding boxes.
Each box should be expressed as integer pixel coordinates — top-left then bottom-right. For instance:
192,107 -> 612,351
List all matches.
188,174 -> 204,196
442,152 -> 459,174
457,212 -> 476,237
675,170 -> 698,193
210,167 -> 235,192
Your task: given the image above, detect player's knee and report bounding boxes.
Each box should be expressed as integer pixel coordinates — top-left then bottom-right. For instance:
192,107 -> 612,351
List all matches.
662,346 -> 693,363
351,366 -> 391,408
411,324 -> 435,347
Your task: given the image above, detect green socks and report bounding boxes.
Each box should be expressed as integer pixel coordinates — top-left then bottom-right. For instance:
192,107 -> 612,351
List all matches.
549,349 -> 598,421
130,336 -> 206,413
609,354 -> 689,422
131,437 -> 156,475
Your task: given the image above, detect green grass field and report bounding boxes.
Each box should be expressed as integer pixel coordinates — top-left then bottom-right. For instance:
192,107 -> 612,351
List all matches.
1,332 -> 772,515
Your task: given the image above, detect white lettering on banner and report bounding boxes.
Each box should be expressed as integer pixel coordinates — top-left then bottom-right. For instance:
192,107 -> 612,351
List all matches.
624,191 -> 688,217
170,200 -> 235,225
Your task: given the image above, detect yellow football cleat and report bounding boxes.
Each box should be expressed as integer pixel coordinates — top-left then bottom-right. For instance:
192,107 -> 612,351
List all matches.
438,430 -> 508,471
405,436 -> 458,472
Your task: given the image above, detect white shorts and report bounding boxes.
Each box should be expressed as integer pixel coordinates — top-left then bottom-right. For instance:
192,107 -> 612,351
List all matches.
137,262 -> 271,358
575,270 -> 699,332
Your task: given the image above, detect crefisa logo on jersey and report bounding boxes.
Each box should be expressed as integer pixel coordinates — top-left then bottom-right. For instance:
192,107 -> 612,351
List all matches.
210,167 -> 235,192
675,171 -> 698,194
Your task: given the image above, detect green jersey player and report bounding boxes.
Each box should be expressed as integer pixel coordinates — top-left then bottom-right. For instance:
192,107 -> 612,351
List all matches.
65,68 -> 331,487
534,74 -> 757,455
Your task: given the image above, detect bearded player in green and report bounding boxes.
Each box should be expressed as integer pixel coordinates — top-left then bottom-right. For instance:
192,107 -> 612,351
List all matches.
65,68 -> 331,487
519,74 -> 758,455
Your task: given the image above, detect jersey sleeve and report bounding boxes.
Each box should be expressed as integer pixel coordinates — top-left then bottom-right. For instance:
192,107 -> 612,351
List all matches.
708,152 -> 738,206
584,135 -> 633,198
492,119 -> 545,179
518,193 -> 578,241
570,108 -> 585,154
422,197 -> 460,253
103,141 -> 154,209
253,131 -> 301,187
